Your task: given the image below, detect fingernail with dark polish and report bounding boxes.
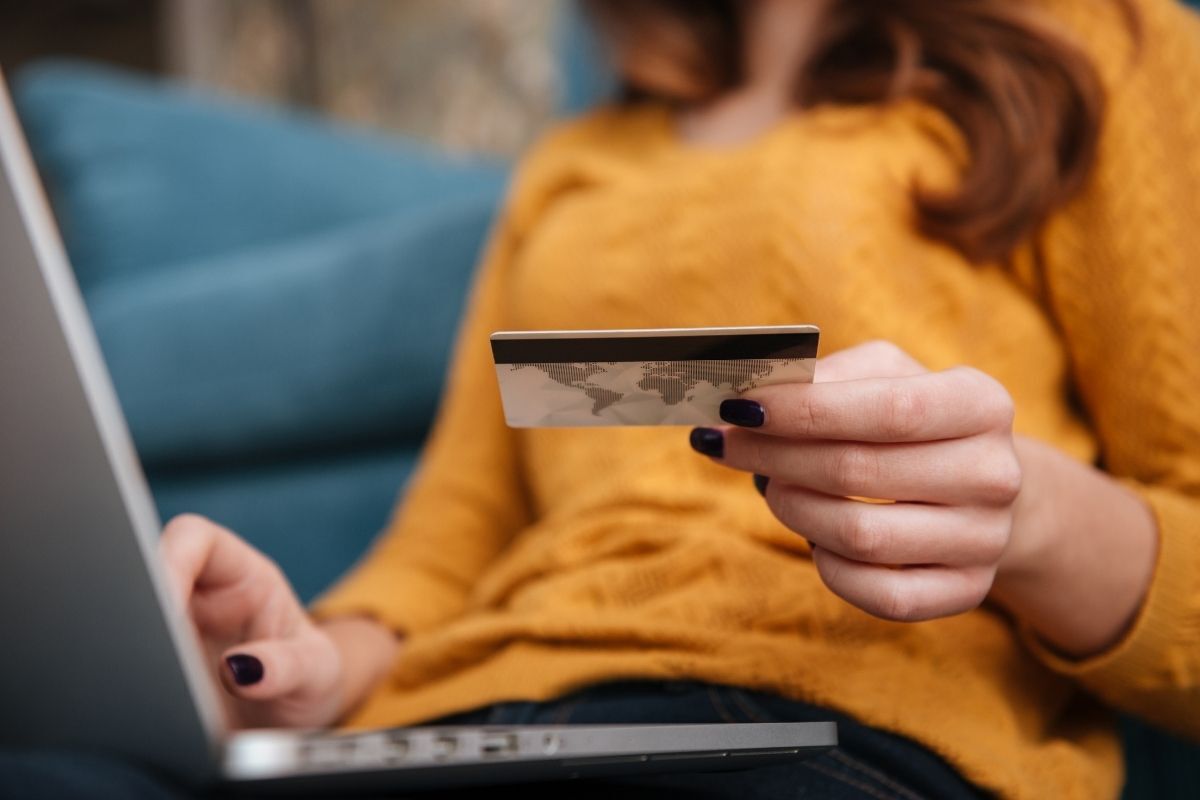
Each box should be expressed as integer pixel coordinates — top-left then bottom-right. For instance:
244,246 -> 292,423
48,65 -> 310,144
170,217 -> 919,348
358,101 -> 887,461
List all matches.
753,474 -> 770,497
689,427 -> 725,458
720,399 -> 765,428
226,654 -> 264,686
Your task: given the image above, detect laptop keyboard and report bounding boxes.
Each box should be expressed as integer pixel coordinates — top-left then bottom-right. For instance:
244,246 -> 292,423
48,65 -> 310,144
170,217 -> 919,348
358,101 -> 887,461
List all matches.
296,727 -> 561,771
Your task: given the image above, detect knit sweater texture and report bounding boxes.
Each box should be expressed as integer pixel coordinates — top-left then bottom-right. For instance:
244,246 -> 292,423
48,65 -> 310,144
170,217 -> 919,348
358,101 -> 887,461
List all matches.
315,0 -> 1200,796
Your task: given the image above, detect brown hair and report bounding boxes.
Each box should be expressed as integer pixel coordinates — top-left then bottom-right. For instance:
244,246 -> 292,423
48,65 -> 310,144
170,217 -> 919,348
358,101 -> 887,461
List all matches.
585,0 -> 1136,264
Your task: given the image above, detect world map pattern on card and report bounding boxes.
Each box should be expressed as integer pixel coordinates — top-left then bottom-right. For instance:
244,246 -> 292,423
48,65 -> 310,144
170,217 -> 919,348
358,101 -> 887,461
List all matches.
496,358 -> 815,427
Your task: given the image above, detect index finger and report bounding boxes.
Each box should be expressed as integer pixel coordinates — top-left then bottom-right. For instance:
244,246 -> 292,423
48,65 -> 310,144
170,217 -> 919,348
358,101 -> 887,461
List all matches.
742,367 -> 1013,442
159,514 -> 269,610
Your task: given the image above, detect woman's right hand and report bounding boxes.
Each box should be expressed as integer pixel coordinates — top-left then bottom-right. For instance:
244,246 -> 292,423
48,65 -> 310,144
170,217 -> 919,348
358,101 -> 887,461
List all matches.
159,514 -> 363,730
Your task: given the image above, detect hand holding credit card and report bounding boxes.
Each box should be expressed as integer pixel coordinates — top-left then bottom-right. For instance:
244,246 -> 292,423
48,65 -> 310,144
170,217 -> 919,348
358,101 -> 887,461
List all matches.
491,325 -> 820,427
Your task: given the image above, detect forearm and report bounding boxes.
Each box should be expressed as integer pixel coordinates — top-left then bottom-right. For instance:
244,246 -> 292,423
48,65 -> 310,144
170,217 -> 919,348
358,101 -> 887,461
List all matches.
990,436 -> 1159,658
319,616 -> 403,724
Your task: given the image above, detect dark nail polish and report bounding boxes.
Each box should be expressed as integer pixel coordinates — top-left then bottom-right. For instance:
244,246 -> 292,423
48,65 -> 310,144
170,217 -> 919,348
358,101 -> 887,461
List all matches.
689,427 -> 725,458
753,474 -> 770,496
720,399 -> 765,428
226,654 -> 264,686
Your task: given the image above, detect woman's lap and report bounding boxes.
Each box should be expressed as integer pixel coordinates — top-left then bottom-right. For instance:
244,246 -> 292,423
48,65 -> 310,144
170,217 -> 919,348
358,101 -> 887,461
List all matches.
0,682 -> 987,800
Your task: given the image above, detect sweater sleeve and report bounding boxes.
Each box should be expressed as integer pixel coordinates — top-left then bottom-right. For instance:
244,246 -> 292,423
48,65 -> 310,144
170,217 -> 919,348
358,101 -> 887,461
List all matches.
310,204 -> 531,635
1028,0 -> 1200,739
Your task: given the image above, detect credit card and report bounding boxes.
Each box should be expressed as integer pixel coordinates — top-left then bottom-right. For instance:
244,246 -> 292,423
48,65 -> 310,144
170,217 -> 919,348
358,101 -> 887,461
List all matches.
490,325 -> 820,427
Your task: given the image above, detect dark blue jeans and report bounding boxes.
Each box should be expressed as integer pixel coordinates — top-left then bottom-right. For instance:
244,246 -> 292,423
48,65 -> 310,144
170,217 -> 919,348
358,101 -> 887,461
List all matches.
0,682 -> 987,799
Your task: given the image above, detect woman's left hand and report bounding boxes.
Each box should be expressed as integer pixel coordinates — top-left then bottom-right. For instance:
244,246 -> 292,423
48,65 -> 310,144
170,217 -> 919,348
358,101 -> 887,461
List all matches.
690,340 -> 1024,622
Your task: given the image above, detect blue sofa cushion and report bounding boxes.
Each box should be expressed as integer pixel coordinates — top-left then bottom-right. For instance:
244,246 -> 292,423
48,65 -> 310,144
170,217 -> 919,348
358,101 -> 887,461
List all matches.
13,61 -> 507,292
87,195 -> 500,465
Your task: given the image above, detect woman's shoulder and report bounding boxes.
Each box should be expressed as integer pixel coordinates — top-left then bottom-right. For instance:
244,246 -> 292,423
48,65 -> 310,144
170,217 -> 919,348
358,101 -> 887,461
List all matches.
1036,0 -> 1200,331
1041,0 -> 1200,192
1040,0 -> 1199,82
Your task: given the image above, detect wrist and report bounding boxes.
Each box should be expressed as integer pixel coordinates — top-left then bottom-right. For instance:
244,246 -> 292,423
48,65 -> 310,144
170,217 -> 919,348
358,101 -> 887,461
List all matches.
988,436 -> 1159,658
993,435 -> 1061,592
319,615 -> 403,723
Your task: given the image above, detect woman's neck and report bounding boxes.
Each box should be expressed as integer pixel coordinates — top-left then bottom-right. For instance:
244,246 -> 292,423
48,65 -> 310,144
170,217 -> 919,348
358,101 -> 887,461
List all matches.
678,0 -> 824,148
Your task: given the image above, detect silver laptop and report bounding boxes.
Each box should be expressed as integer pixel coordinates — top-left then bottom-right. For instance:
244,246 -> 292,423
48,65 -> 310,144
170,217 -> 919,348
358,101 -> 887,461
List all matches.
0,70 -> 836,793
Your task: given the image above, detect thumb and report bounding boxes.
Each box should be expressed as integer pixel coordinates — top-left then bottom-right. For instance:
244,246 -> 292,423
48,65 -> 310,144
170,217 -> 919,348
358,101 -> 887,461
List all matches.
219,631 -> 339,705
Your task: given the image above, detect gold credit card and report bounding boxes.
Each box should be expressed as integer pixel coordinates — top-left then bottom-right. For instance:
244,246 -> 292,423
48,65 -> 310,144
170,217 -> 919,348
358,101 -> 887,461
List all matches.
491,325 -> 820,428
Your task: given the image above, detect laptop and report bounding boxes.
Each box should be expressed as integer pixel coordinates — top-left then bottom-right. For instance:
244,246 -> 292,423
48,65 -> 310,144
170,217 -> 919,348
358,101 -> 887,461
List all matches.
0,70 -> 836,793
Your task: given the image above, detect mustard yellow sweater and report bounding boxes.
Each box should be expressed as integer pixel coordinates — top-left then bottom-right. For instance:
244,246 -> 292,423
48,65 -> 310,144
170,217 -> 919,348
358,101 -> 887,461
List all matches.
315,1 -> 1200,796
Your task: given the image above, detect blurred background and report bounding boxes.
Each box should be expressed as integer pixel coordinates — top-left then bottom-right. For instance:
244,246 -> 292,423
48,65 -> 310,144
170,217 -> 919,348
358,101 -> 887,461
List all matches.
2,0 -> 568,156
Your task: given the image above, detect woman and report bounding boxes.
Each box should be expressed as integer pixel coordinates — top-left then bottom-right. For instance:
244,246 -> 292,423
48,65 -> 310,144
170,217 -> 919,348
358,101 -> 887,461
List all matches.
164,0 -> 1200,796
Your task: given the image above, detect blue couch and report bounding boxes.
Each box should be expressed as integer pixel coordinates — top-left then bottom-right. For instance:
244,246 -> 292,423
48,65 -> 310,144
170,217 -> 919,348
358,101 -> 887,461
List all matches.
10,22 -> 1200,798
